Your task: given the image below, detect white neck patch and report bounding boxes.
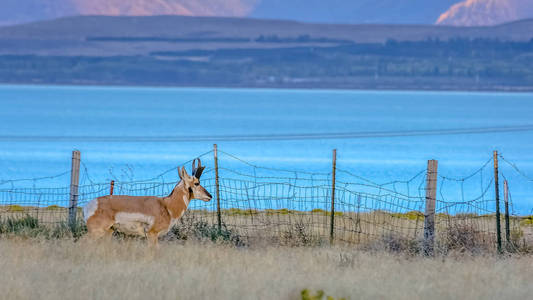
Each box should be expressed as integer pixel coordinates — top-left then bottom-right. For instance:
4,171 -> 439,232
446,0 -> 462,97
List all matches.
166,181 -> 191,219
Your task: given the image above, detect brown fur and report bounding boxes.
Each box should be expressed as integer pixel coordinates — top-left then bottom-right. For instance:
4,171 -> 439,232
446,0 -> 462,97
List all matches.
86,174 -> 211,245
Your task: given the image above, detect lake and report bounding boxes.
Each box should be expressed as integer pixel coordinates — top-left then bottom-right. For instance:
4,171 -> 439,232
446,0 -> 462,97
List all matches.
0,85 -> 532,213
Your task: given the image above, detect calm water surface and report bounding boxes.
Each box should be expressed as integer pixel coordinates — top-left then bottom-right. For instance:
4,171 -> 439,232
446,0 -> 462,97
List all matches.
0,85 -> 532,213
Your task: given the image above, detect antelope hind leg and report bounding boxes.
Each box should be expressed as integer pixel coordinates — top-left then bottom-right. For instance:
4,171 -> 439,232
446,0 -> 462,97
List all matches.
86,215 -> 115,240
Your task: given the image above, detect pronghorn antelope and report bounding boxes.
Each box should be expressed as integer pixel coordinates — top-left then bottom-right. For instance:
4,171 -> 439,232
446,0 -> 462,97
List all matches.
83,159 -> 212,245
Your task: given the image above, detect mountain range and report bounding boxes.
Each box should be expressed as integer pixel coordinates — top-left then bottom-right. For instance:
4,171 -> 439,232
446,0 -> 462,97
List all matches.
437,0 -> 533,26
0,0 -> 257,26
1,0 -> 532,27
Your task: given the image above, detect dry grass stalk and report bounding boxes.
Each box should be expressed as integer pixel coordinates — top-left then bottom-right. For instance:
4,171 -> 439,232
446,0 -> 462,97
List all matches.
0,239 -> 532,300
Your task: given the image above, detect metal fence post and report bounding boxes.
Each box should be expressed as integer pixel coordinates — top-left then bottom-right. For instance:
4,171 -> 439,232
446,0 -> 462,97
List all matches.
423,160 -> 438,256
68,150 -> 81,229
214,144 -> 222,232
110,180 -> 115,195
504,179 -> 510,248
494,150 -> 502,253
330,149 -> 337,245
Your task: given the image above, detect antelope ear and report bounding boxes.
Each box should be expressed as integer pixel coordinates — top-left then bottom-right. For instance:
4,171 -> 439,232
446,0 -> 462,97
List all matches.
178,166 -> 190,180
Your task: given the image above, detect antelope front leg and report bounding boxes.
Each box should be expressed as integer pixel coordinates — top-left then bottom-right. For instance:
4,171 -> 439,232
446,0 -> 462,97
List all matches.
147,231 -> 159,247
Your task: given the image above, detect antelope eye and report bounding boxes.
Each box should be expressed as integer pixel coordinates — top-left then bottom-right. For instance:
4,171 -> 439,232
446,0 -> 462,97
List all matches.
194,183 -> 200,186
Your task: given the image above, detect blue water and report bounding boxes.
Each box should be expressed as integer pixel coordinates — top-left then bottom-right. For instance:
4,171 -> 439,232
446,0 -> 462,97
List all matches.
0,85 -> 532,213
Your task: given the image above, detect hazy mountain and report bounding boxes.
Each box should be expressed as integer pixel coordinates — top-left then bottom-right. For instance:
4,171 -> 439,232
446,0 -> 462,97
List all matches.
0,0 -> 257,26
0,0 -> 460,26
2,0 -> 533,27
437,0 -> 533,26
251,0 -> 459,24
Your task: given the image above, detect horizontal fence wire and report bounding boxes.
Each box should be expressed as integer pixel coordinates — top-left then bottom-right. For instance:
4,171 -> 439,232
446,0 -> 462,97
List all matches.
0,149 -> 531,249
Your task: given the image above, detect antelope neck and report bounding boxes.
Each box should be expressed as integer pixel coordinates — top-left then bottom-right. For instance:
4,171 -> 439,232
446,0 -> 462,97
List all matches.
164,181 -> 191,219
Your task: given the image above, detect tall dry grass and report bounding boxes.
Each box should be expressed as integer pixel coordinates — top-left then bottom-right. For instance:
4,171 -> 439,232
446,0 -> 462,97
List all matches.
0,239 -> 532,300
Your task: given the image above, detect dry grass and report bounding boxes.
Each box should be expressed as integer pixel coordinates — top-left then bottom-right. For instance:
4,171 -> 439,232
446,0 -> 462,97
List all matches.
0,238 -> 532,300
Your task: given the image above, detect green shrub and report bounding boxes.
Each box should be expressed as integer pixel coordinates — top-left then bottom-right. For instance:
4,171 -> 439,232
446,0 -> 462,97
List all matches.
437,213 -> 451,219
0,215 -> 86,239
46,205 -> 62,210
438,223 -> 492,255
391,211 -> 424,220
0,215 -> 39,233
456,213 -> 479,218
520,216 -> 533,226
301,289 -> 346,300
6,205 -> 25,212
166,220 -> 245,247
311,208 -> 343,216
265,208 -> 293,215
225,208 -> 259,216
192,222 -> 245,246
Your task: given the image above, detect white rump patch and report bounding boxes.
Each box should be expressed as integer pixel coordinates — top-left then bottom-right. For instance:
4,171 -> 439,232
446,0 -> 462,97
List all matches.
114,212 -> 155,236
83,198 -> 98,223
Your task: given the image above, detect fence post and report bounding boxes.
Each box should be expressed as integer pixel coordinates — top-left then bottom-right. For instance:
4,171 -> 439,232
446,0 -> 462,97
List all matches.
68,150 -> 81,229
493,150 -> 502,253
214,144 -> 222,232
504,179 -> 510,248
330,149 -> 337,245
110,180 -> 115,195
423,160 -> 438,256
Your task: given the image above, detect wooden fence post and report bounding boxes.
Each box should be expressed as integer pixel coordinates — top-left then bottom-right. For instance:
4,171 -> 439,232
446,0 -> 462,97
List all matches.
110,180 -> 115,195
493,150 -> 502,253
68,150 -> 81,229
423,160 -> 438,256
214,144 -> 222,232
504,179 -> 510,247
330,149 -> 337,245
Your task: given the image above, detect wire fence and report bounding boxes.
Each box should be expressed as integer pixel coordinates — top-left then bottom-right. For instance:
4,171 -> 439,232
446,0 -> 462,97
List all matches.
0,148 -> 532,250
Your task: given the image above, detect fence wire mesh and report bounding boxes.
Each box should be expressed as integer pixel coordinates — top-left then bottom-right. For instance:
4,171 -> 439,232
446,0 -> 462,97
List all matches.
0,149 -> 531,250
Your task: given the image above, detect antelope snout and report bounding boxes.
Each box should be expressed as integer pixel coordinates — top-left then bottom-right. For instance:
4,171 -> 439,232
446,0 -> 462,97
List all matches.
204,191 -> 213,202
201,188 -> 212,202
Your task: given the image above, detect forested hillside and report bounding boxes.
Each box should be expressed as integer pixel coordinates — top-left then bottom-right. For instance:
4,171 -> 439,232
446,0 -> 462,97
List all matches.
2,38 -> 532,91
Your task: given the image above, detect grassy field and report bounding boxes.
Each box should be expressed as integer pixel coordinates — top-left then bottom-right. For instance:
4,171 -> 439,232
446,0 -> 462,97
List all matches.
0,238 -> 532,300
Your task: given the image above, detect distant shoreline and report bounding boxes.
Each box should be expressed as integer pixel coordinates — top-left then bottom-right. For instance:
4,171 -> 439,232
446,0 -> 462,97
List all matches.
2,82 -> 532,93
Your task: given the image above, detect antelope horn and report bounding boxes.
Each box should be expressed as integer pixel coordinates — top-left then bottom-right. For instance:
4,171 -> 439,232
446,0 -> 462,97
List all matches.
192,159 -> 197,176
192,158 -> 205,179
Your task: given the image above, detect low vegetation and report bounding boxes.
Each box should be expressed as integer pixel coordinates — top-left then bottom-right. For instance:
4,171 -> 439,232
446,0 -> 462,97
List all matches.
45,205 -> 62,210
1,212 -> 531,254
165,219 -> 246,247
390,210 -> 424,220
301,289 -> 346,300
6,205 -> 24,212
0,215 -> 86,239
521,215 -> 533,226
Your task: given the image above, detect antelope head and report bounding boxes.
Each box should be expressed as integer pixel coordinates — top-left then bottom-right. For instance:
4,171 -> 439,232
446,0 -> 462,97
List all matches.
178,158 -> 212,202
